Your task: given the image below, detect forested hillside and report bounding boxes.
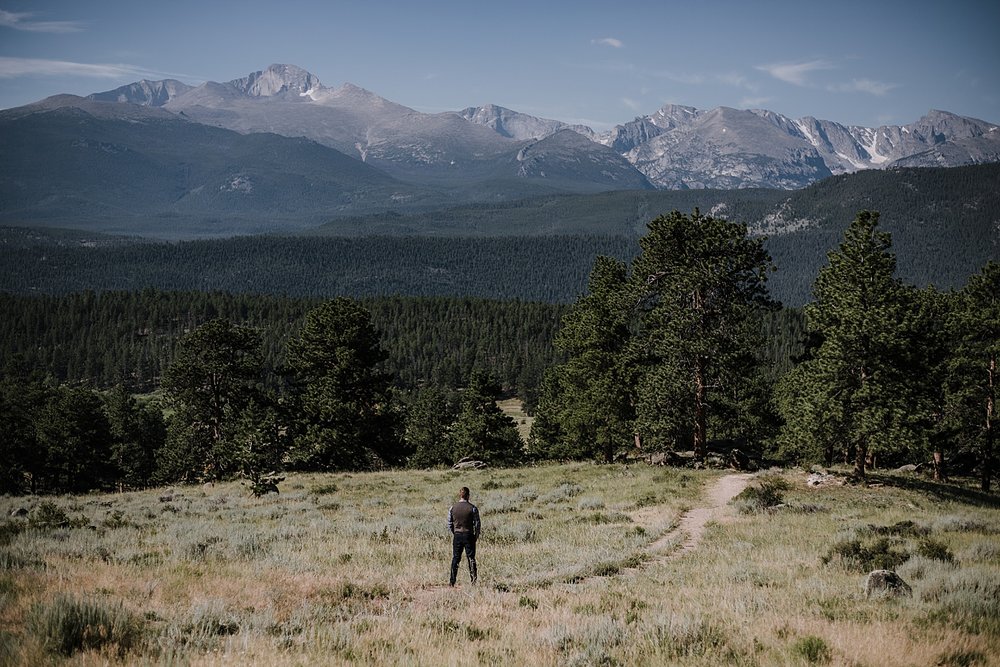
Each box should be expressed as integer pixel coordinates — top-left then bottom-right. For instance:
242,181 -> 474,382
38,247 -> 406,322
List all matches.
0,234 -> 635,304
2,165 -> 996,306
0,291 -> 567,399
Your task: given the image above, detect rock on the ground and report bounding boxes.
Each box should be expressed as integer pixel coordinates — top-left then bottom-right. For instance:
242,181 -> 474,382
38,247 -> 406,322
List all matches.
863,570 -> 913,599
806,472 -> 841,487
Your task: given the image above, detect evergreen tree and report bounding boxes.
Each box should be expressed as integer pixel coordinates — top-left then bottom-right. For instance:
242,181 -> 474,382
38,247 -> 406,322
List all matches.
907,287 -> 956,480
404,387 -> 458,468
947,262 -> 999,491
532,257 -> 635,461
286,298 -> 400,470
0,377 -> 48,494
451,371 -> 523,466
104,385 -> 166,490
35,386 -> 113,493
630,210 -> 775,459
778,211 -> 914,478
160,318 -> 265,480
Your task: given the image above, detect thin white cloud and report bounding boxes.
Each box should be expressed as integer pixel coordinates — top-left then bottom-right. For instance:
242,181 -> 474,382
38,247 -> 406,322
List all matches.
0,9 -> 85,33
622,97 -> 641,111
756,59 -> 834,86
717,72 -> 751,89
649,69 -> 705,85
592,37 -> 623,48
739,96 -> 771,108
0,57 -> 165,80
828,78 -> 898,96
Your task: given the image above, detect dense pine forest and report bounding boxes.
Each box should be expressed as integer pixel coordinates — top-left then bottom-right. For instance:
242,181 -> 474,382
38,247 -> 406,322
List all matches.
0,285 -> 810,495
0,290 -> 805,397
1,164 -> 998,307
0,291 -> 568,397
1,170 -> 997,496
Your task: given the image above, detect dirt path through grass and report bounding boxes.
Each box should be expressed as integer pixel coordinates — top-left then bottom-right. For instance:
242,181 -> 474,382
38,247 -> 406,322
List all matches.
409,472 -> 754,606
648,472 -> 753,558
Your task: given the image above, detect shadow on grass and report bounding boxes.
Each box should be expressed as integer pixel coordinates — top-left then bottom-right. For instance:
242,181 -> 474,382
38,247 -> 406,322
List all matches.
866,473 -> 1000,509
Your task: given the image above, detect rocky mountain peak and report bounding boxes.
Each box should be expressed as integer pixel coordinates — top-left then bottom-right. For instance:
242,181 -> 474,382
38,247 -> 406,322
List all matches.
457,104 -> 573,141
88,79 -> 193,107
228,64 -> 321,97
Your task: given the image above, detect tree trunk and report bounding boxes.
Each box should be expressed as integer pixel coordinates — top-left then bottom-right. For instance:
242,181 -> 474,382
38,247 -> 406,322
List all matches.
933,450 -> 944,482
983,354 -> 995,493
853,438 -> 868,479
693,356 -> 707,461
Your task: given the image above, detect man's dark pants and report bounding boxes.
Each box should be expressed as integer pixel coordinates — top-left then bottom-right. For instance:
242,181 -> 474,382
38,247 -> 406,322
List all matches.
450,532 -> 477,585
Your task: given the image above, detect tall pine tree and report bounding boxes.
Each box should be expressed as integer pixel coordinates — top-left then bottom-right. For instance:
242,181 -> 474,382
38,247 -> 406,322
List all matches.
630,210 -> 774,459
286,298 -> 400,470
532,257 -> 635,462
778,211 -> 913,478
161,318 -> 265,480
947,262 -> 999,491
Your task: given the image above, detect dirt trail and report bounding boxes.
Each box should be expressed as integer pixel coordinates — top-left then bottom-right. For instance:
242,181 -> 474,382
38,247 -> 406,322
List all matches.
408,472 -> 754,605
648,472 -> 753,558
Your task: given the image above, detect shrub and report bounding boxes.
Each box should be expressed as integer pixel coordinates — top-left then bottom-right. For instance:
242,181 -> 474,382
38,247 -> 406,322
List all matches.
866,520 -> 929,537
27,594 -> 144,657
917,538 -> 955,563
185,601 -> 241,640
634,491 -> 659,508
519,595 -> 538,609
538,483 -> 583,505
652,616 -> 728,659
822,537 -> 910,572
793,635 -> 832,663
576,497 -> 606,511
28,502 -> 89,530
0,521 -> 23,547
733,474 -> 791,513
310,482 -> 338,496
485,522 -> 536,545
485,496 -> 521,514
233,532 -> 271,561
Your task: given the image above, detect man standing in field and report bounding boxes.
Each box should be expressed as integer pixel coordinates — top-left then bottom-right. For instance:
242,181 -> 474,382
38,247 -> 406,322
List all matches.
448,486 -> 480,586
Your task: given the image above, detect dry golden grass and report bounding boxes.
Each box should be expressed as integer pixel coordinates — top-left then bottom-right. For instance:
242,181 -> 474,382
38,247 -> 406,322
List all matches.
1,464 -> 997,665
497,398 -> 533,442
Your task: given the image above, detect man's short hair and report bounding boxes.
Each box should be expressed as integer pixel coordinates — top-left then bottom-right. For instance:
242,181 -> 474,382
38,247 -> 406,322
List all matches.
459,486 -> 470,500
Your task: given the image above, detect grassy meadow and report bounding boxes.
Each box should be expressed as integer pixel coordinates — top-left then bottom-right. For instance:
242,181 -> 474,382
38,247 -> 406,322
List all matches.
0,463 -> 998,666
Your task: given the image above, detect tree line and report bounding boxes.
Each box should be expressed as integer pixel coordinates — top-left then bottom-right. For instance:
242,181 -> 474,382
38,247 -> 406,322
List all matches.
0,299 -> 531,495
531,210 -> 997,491
2,209 -> 993,495
0,292 -> 567,399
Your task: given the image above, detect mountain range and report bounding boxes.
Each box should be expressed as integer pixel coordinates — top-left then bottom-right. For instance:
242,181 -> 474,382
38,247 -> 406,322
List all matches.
2,63 -> 999,237
95,64 -> 1000,184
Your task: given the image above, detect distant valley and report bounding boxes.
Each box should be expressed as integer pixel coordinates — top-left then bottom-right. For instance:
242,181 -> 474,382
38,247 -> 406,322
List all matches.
2,164 -> 997,307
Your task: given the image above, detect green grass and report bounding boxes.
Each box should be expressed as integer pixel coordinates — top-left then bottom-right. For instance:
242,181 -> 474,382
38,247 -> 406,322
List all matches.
0,464 -> 997,664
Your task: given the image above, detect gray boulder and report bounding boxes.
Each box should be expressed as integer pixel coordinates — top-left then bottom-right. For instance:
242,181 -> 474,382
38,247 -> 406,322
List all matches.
863,570 -> 912,599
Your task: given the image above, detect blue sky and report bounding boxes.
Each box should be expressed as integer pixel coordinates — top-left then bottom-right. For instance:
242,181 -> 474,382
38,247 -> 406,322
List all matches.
1,0 -> 997,130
